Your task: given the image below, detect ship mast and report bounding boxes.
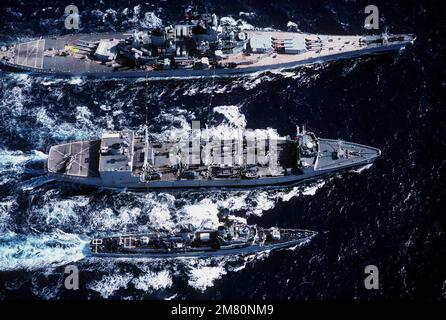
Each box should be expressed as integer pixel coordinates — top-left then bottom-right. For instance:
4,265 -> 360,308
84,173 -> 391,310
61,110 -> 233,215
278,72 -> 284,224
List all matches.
142,75 -> 151,180
143,123 -> 149,168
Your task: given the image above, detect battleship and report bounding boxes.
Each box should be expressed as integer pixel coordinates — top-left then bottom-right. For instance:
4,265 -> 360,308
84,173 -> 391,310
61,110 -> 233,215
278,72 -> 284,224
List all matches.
0,9 -> 414,78
47,125 -> 381,190
88,218 -> 317,258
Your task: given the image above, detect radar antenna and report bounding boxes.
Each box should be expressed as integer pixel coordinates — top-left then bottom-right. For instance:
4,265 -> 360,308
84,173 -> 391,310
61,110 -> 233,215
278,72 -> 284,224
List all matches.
335,139 -> 347,159
337,139 -> 344,150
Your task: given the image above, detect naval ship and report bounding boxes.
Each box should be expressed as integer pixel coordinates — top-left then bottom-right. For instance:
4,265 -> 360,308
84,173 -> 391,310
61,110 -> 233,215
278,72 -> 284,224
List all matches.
47,125 -> 381,190
88,218 -> 317,258
0,9 -> 414,78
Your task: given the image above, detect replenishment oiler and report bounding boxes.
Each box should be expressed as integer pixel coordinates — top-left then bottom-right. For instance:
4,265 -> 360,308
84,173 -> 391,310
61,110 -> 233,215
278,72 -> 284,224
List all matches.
0,9 -> 414,78
88,218 -> 317,258
47,125 -> 381,190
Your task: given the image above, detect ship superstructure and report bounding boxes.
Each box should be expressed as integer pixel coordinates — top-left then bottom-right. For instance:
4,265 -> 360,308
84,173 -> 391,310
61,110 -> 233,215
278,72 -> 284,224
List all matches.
47,126 -> 381,190
0,9 -> 414,78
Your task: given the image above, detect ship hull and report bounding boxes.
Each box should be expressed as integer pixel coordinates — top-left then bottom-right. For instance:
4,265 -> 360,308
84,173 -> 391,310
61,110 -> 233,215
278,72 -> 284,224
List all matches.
48,157 -> 375,191
0,32 -> 412,79
0,43 -> 406,78
87,236 -> 313,259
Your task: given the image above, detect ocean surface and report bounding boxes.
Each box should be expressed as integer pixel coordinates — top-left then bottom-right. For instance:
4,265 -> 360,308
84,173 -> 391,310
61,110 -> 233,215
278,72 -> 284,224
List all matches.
0,0 -> 445,300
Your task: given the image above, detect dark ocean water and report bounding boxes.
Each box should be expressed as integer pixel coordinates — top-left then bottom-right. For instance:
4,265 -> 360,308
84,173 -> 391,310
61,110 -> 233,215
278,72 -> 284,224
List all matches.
0,0 -> 445,300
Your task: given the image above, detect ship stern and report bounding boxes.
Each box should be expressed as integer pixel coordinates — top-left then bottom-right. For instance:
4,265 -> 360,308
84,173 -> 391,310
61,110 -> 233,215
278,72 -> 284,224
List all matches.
47,140 -> 101,179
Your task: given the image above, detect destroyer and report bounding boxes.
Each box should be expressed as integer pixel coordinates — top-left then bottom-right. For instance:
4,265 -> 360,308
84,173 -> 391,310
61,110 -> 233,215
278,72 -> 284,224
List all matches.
47,125 -> 381,190
88,218 -> 317,258
0,9 -> 414,78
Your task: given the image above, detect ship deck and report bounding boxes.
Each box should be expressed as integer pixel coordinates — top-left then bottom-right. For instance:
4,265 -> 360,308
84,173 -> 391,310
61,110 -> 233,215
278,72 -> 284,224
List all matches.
89,229 -> 316,257
0,31 -> 413,75
48,140 -> 101,177
316,139 -> 381,171
225,31 -> 366,67
136,138 -> 296,181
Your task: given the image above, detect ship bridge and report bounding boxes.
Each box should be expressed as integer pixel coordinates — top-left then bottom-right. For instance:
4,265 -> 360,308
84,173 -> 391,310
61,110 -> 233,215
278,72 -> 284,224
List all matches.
98,131 -> 134,173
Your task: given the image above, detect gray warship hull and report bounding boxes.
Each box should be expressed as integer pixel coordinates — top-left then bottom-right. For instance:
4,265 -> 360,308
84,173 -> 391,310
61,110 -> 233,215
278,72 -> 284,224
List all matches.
88,225 -> 317,259
48,157 -> 374,190
88,236 -> 313,258
0,31 -> 414,79
47,132 -> 381,191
